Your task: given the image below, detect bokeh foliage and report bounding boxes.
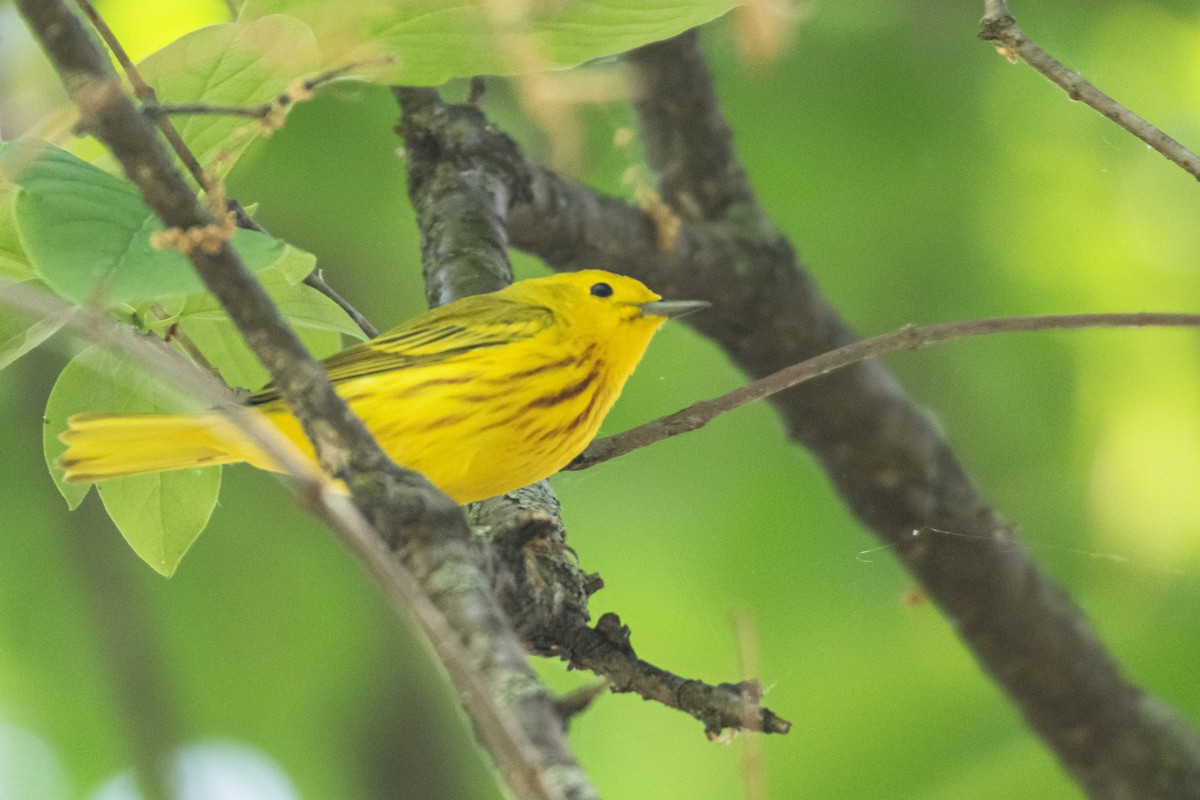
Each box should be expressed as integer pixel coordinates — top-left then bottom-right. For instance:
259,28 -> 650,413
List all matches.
2,0 -> 1200,798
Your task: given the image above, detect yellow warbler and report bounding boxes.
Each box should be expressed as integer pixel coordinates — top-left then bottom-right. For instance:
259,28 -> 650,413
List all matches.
59,270 -> 708,503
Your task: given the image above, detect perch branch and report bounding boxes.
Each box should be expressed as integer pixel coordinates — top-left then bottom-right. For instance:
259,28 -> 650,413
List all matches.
572,312 -> 1200,469
393,86 -> 790,737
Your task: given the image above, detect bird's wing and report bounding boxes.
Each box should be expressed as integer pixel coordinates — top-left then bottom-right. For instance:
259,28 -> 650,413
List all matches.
247,298 -> 555,405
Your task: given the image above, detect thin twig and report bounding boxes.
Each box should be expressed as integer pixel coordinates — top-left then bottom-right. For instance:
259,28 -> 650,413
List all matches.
142,58 -> 394,125
74,0 -> 208,185
304,270 -> 380,339
572,311 -> 1200,469
144,103 -> 269,119
228,202 -> 381,340
979,0 -> 1200,182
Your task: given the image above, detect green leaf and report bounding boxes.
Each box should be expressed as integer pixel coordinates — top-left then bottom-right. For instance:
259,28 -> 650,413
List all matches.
174,315 -> 270,389
97,468 -> 221,577
237,0 -> 738,85
175,292 -> 350,393
174,266 -> 363,387
260,243 -> 318,285
178,306 -> 345,389
273,280 -> 369,339
0,280 -> 67,371
43,345 -> 219,575
181,270 -> 364,333
1,139 -> 313,306
137,14 -> 321,176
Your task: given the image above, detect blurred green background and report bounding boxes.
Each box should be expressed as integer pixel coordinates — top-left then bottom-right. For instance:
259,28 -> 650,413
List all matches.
3,0 -> 1200,797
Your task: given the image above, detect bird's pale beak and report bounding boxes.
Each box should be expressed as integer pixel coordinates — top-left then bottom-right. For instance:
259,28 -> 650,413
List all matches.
639,299 -> 711,319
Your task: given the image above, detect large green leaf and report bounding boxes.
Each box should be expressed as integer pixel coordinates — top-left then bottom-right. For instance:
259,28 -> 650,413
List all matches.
137,15 -> 321,175
39,266 -> 353,568
43,345 -> 220,575
237,0 -> 739,85
0,139 -> 313,306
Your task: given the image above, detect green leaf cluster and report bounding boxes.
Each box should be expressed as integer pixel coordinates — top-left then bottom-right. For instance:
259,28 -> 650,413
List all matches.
0,138 -> 356,574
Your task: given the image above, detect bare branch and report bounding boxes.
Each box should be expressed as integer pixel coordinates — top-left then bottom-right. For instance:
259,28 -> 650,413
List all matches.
571,312 -> 1200,469
562,614 -> 790,737
979,0 -> 1200,182
74,0 -> 207,186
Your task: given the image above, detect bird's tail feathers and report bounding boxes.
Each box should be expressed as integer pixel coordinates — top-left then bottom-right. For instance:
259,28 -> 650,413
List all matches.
58,412 -> 241,483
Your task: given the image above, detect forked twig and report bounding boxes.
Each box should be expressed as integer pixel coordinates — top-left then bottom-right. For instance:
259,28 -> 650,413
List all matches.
74,0 -> 379,340
979,0 -> 1200,181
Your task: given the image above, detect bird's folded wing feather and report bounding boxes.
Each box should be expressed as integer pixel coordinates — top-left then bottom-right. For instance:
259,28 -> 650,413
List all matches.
248,298 -> 555,405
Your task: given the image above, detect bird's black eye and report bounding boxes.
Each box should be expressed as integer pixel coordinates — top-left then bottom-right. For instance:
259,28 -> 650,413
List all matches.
590,282 -> 614,298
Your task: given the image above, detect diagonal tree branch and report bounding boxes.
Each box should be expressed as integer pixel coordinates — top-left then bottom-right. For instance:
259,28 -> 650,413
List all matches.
17,3 -> 596,798
501,28 -> 1200,798
395,87 -> 526,305
978,0 -> 1200,182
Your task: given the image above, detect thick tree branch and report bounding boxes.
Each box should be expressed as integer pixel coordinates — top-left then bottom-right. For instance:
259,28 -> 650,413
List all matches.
508,28 -> 1200,798
393,86 -> 605,793
625,25 -> 754,220
393,86 -> 790,737
18,4 -> 593,799
395,87 -> 526,306
979,0 -> 1200,182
